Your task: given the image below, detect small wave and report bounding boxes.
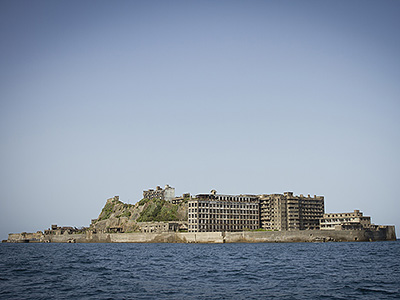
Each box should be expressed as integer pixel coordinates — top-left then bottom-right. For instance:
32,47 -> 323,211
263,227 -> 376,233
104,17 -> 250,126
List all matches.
357,287 -> 398,295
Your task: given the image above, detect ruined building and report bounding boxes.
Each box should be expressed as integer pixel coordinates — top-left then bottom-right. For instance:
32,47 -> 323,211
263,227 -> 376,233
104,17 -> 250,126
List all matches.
171,193 -> 191,205
187,190 -> 324,233
188,190 -> 260,233
259,192 -> 324,230
320,210 -> 372,230
143,184 -> 175,202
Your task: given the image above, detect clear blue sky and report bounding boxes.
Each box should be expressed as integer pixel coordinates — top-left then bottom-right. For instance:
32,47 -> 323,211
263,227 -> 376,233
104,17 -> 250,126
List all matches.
1,0 -> 399,240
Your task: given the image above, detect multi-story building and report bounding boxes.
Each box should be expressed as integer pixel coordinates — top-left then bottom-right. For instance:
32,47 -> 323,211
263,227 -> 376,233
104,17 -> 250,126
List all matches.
188,190 -> 260,232
143,184 -> 175,202
320,210 -> 371,230
259,194 -> 288,230
260,192 -> 324,230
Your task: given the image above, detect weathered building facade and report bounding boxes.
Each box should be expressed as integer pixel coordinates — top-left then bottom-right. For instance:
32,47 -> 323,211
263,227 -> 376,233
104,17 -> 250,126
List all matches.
320,210 -> 372,230
143,184 -> 175,202
171,193 -> 191,205
259,192 -> 324,230
188,191 -> 260,232
138,222 -> 180,233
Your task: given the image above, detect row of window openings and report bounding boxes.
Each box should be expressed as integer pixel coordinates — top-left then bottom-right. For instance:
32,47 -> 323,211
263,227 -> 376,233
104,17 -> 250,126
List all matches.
189,214 -> 259,219
189,209 -> 258,214
189,219 -> 258,224
196,196 -> 257,202
189,202 -> 258,208
188,225 -> 259,230
321,218 -> 358,223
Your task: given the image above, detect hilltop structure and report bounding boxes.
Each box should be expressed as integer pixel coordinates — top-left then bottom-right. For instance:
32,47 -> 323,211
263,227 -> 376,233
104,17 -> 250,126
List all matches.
143,184 -> 175,202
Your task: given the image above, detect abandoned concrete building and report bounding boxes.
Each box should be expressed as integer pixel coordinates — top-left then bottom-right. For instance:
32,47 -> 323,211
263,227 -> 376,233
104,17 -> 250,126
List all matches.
187,190 -> 324,233
171,193 -> 191,205
44,224 -> 86,235
259,192 -> 324,230
320,210 -> 372,230
143,184 -> 175,202
188,190 -> 260,233
138,222 -> 180,233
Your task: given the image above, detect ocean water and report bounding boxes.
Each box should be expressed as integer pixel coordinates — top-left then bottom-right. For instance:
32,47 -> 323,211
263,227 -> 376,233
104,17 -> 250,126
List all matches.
0,241 -> 399,300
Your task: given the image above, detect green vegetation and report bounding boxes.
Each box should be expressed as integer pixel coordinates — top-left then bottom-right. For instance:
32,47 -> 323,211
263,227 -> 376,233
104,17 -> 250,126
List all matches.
95,196 -> 186,224
137,198 -> 151,206
117,210 -> 132,218
123,203 -> 134,209
98,202 -> 115,221
137,198 -> 179,222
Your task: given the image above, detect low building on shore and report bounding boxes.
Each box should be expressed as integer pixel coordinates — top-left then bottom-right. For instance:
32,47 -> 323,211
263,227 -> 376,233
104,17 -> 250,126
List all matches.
137,221 -> 185,233
44,224 -> 86,235
320,210 -> 373,230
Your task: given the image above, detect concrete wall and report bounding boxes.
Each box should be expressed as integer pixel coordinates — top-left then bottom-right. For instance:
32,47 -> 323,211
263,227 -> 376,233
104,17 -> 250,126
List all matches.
7,232 -> 45,243
7,226 -> 396,243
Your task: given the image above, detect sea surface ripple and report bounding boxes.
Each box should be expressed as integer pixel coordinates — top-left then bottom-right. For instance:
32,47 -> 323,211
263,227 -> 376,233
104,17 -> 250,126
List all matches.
0,241 -> 399,299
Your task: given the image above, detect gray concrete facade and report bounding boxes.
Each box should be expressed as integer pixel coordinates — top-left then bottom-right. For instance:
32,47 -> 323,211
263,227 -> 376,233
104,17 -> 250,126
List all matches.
320,210 -> 372,230
143,184 -> 175,202
260,192 -> 324,231
188,191 -> 260,232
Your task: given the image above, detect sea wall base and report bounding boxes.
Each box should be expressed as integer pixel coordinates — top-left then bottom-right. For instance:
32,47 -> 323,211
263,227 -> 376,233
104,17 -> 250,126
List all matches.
6,226 -> 396,243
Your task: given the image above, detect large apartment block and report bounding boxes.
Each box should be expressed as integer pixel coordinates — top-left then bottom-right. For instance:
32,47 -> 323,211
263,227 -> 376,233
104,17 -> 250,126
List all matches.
260,192 -> 324,230
188,190 -> 260,232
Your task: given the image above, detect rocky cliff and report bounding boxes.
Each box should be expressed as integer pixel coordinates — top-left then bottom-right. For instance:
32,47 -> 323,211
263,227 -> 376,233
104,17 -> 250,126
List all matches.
90,196 -> 188,233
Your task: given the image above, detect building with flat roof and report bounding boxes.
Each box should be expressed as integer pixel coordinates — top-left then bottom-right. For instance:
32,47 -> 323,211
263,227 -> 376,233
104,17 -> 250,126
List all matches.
320,210 -> 371,230
259,192 -> 324,230
188,190 -> 260,232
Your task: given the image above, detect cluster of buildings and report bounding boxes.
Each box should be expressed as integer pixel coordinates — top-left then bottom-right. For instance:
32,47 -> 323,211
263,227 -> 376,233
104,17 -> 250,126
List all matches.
144,185 -> 376,233
44,224 -> 87,235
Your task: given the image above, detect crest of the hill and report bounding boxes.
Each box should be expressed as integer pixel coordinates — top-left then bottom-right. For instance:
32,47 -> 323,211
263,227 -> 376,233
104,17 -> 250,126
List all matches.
91,196 -> 188,233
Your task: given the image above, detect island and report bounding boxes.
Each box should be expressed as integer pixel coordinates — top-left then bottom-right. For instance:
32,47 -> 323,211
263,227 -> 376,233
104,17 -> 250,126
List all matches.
5,185 -> 396,243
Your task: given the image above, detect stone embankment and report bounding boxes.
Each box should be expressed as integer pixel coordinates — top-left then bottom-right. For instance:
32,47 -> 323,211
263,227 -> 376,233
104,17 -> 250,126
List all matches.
6,226 -> 396,243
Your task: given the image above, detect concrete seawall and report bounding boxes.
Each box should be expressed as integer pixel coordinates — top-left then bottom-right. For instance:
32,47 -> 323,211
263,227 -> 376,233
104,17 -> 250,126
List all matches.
7,226 -> 396,243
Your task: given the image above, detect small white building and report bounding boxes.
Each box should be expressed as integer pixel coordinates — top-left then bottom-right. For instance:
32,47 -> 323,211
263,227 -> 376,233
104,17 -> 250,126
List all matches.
163,185 -> 175,202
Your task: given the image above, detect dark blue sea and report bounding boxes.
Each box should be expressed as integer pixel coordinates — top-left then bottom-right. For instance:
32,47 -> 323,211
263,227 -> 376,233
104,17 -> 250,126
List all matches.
0,241 -> 399,299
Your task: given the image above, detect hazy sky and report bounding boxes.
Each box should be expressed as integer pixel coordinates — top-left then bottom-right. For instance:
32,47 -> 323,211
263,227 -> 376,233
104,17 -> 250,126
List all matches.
1,0 -> 399,240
